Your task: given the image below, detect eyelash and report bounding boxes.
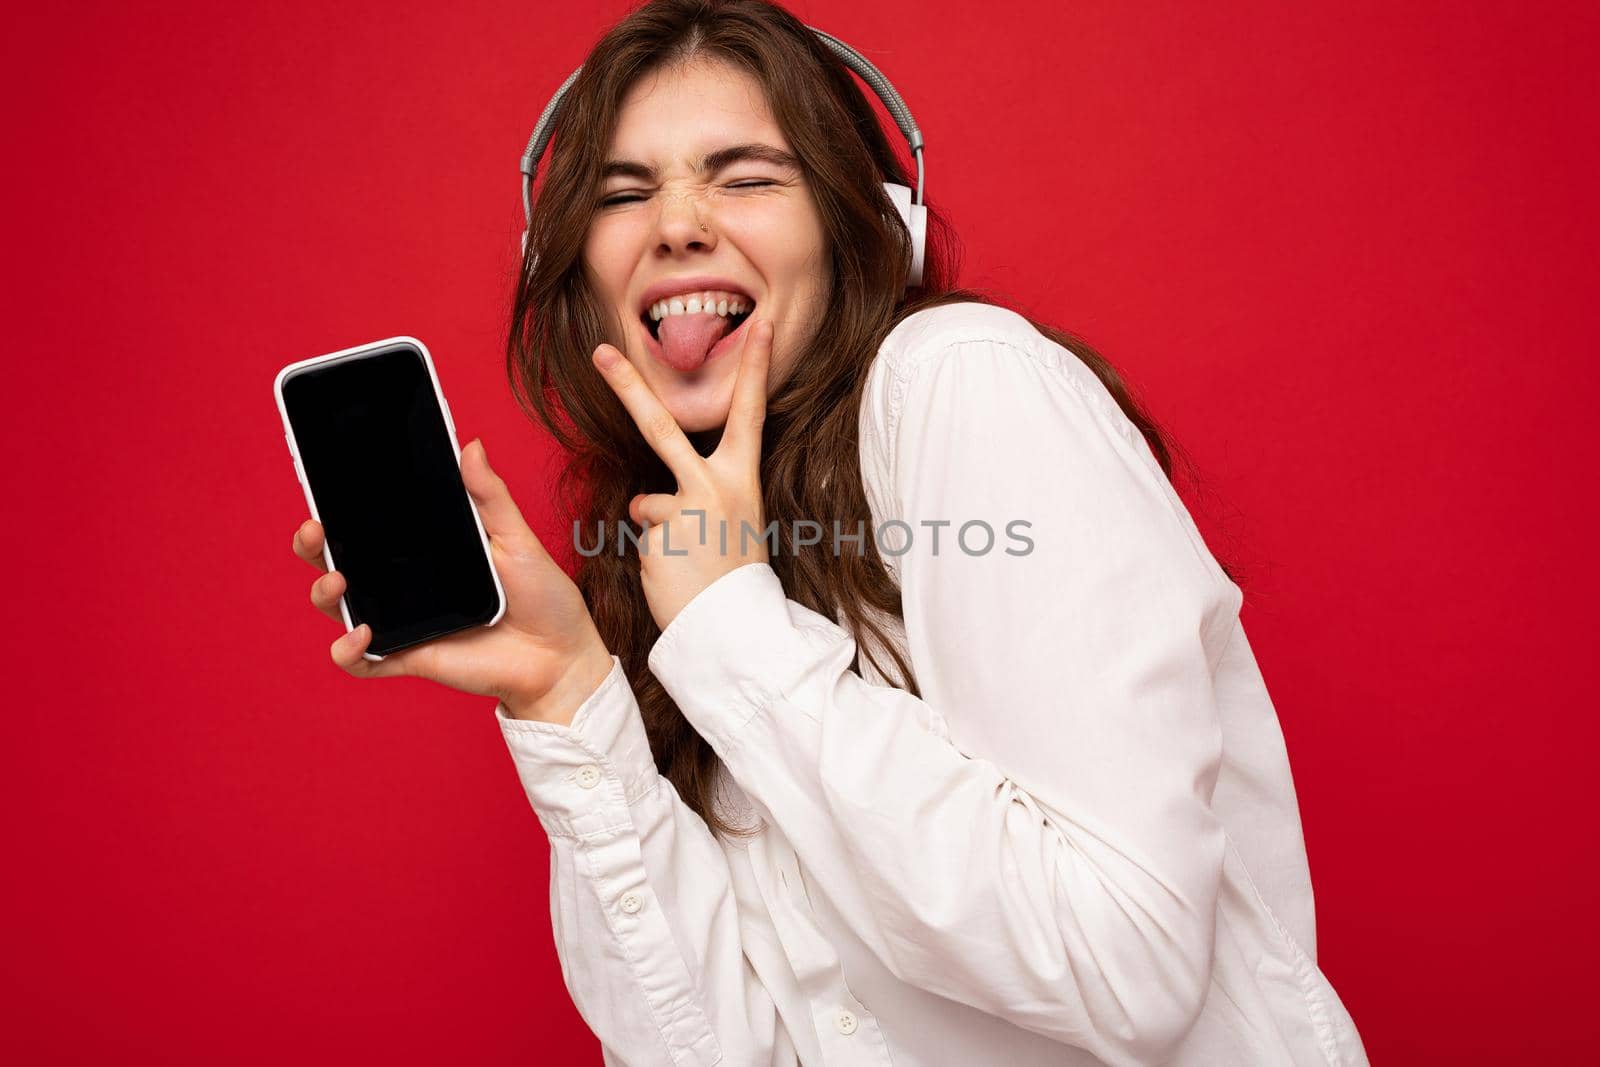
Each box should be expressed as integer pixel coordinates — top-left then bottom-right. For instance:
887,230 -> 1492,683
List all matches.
601,179 -> 776,207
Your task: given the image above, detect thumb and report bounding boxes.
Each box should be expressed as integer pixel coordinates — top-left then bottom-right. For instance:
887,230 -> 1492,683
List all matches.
461,438 -> 547,559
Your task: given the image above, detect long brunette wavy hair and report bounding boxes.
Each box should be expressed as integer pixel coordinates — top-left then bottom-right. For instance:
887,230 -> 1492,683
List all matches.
507,0 -> 1241,840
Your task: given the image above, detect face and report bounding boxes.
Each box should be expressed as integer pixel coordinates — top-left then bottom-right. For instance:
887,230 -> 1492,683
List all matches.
582,57 -> 830,433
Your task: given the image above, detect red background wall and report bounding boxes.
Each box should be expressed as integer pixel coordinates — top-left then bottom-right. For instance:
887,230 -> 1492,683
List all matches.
5,1 -> 1594,1062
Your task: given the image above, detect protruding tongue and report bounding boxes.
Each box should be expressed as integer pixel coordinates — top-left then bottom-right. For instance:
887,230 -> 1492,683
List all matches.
657,311 -> 734,372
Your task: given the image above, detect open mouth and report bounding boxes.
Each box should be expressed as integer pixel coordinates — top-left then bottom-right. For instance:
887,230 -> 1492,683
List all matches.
639,303 -> 754,343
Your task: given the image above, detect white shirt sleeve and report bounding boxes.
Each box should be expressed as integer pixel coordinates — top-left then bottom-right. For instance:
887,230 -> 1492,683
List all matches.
644,332 -> 1242,1066
496,655 -> 777,1066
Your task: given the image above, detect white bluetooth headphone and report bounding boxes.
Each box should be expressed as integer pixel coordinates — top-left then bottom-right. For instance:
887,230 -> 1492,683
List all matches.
517,24 -> 927,287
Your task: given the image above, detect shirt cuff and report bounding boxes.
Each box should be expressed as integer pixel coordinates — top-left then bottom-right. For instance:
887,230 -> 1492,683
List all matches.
495,654 -> 661,840
646,562 -> 843,747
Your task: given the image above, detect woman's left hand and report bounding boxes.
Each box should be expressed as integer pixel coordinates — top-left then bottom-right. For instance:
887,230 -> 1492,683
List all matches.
592,319 -> 774,632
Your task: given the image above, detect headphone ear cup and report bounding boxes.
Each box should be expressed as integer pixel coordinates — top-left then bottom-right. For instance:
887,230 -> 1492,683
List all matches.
881,182 -> 926,288
906,198 -> 926,287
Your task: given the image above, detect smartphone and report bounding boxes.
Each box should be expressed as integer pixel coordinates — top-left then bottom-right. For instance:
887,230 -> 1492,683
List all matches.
273,336 -> 506,661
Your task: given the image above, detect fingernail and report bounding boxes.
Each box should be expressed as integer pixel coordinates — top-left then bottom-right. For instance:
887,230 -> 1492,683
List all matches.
595,347 -> 620,369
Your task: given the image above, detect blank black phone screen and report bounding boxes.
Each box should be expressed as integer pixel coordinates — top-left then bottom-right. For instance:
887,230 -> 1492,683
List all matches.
281,342 -> 500,656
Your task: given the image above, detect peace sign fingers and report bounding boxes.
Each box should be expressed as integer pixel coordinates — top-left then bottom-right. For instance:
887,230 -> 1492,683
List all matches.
717,318 -> 773,470
591,342 -> 706,489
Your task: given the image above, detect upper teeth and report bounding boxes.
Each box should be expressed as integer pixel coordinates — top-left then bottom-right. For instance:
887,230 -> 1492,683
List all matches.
648,290 -> 750,321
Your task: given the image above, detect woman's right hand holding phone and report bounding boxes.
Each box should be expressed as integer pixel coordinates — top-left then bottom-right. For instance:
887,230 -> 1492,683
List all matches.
291,438 -> 615,726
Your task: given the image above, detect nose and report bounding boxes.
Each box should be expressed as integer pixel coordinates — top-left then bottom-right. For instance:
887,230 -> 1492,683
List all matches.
652,186 -> 716,257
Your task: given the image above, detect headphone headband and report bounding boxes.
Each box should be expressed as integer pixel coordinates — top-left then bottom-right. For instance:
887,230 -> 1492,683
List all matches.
517,23 -> 928,286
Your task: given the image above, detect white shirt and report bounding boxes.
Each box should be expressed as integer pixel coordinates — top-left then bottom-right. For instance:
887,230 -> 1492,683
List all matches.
495,301 -> 1370,1066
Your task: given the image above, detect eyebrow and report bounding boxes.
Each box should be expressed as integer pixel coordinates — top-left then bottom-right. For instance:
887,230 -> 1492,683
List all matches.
601,143 -> 800,182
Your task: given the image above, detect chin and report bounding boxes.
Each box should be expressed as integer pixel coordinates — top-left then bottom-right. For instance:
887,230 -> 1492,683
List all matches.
669,402 -> 730,435
651,379 -> 732,435
622,345 -> 738,435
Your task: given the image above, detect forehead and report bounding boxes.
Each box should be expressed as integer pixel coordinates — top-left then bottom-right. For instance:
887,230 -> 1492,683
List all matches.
608,58 -> 788,161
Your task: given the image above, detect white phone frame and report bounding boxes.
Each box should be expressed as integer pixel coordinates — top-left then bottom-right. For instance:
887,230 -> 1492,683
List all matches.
272,335 -> 508,662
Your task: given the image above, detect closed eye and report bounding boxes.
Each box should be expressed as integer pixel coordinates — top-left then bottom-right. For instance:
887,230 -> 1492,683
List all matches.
601,180 -> 778,207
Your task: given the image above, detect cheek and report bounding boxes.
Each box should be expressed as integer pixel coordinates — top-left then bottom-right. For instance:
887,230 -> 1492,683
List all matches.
738,208 -> 824,271
583,219 -> 640,288
583,226 -> 642,345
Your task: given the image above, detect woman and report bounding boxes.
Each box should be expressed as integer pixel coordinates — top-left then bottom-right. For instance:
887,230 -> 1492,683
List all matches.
290,1 -> 1369,1063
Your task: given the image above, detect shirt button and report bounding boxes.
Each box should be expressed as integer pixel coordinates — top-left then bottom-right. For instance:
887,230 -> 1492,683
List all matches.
619,892 -> 642,914
834,1009 -> 858,1036
576,764 -> 601,788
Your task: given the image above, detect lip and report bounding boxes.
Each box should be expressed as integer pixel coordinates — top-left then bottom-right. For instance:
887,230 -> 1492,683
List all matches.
637,275 -> 758,316
639,310 -> 754,373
